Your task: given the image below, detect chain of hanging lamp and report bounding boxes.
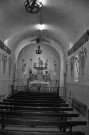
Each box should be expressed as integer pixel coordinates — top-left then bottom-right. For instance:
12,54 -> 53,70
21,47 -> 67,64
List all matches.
24,0 -> 43,49
24,0 -> 46,71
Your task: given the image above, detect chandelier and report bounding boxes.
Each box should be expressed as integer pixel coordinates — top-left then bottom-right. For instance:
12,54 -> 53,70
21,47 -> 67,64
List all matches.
24,0 -> 43,13
36,45 -> 42,54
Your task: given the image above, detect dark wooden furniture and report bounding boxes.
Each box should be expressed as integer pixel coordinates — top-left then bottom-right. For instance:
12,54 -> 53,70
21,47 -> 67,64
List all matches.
0,130 -> 85,135
0,91 -> 87,135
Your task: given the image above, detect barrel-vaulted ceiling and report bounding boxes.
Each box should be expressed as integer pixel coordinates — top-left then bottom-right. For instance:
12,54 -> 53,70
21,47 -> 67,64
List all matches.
0,0 -> 89,55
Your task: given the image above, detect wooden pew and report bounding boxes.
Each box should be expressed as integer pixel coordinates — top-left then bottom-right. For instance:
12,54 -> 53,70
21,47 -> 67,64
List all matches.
0,105 -> 73,112
7,96 -> 64,101
4,99 -> 66,103
0,117 -> 87,132
0,130 -> 85,135
0,110 -> 79,121
12,91 -> 59,96
1,101 -> 69,107
8,92 -> 62,98
7,96 -> 66,104
0,92 -> 86,135
10,92 -> 59,96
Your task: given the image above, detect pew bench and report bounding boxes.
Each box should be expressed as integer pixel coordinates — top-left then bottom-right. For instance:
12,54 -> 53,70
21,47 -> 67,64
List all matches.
0,129 -> 85,135
0,110 -> 79,121
4,99 -> 66,103
12,91 -> 59,96
7,96 -> 64,101
0,104 -> 73,112
1,92 -> 86,135
8,92 -> 62,98
2,101 -> 69,107
0,105 -> 73,113
0,117 -> 87,132
71,98 -> 87,116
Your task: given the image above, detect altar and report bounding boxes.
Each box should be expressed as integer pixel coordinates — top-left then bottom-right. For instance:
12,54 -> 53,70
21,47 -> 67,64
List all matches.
29,81 -> 50,92
28,45 -> 51,92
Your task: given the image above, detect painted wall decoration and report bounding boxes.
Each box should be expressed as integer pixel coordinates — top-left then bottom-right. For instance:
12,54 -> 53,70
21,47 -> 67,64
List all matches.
67,30 -> 89,85
69,55 -> 79,81
79,47 -> 87,76
68,30 -> 89,56
2,52 -> 7,74
74,55 -> 79,81
70,57 -> 74,77
8,55 -> 12,78
0,40 -> 11,74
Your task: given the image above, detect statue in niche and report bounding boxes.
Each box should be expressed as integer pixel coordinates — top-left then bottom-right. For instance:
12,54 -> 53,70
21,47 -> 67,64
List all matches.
2,52 -> 7,74
39,58 -> 43,67
79,47 -> 87,76
22,59 -> 27,73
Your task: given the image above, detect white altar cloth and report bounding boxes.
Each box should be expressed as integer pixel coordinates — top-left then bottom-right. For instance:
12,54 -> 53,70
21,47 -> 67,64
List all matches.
29,81 -> 50,92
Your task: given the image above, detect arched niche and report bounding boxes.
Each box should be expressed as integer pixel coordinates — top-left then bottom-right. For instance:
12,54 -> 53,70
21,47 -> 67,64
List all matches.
15,36 -> 65,87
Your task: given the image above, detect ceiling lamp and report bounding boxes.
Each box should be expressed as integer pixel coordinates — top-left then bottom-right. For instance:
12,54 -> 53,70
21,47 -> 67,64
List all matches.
24,0 -> 43,13
36,45 -> 42,54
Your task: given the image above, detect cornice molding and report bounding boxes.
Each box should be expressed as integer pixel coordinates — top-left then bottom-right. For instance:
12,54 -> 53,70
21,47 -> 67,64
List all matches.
68,30 -> 89,56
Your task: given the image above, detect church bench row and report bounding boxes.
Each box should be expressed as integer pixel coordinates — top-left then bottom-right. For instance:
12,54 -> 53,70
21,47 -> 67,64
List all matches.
9,91 -> 62,98
3,92 -> 86,134
13,91 -> 59,96
7,96 -> 66,103
2,101 -> 69,107
0,130 -> 85,135
7,95 -> 63,100
0,104 -> 73,112
0,117 -> 87,132
11,93 -> 59,97
71,98 -> 87,116
0,110 -> 79,120
5,98 -> 66,103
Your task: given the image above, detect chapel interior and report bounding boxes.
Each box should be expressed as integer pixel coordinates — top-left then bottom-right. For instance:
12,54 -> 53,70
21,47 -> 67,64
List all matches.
0,0 -> 89,135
